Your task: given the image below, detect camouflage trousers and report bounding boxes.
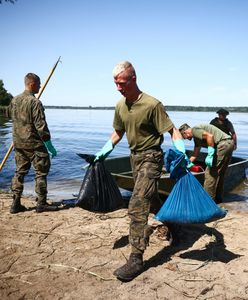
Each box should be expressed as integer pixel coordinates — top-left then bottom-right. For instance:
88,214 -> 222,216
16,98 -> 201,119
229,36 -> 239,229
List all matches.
12,147 -> 50,203
204,139 -> 234,202
129,149 -> 163,254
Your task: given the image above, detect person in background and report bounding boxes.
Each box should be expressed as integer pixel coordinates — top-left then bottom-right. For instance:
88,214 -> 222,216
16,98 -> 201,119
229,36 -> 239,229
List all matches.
5,73 -> 58,214
179,123 -> 234,204
210,108 -> 237,150
94,61 -> 186,282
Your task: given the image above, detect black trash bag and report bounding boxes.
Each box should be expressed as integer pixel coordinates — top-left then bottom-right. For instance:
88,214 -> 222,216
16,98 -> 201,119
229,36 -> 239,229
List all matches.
76,154 -> 124,212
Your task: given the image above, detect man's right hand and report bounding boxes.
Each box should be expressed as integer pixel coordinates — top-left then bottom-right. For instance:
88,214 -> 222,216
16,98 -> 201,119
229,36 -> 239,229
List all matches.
94,139 -> 114,162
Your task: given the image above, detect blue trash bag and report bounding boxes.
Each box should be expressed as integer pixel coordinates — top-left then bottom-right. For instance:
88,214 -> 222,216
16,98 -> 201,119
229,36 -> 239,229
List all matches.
156,149 -> 227,224
165,149 -> 187,180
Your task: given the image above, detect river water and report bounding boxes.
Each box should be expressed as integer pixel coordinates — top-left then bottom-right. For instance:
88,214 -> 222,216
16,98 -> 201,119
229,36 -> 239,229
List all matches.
0,109 -> 247,210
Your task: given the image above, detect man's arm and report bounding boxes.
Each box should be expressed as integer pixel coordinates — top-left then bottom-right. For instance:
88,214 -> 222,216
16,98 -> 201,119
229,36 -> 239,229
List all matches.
202,131 -> 215,147
202,131 -> 215,167
232,132 -> 237,150
190,146 -> 201,163
94,129 -> 125,162
168,127 -> 183,140
110,129 -> 125,146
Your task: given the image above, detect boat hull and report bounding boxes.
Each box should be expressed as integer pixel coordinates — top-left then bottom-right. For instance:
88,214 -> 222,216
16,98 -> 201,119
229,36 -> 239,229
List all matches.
104,151 -> 248,196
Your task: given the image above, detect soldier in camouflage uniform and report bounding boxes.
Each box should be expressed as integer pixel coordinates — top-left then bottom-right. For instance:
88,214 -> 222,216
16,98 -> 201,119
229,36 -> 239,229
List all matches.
179,123 -> 235,204
5,73 -> 58,213
94,61 -> 185,281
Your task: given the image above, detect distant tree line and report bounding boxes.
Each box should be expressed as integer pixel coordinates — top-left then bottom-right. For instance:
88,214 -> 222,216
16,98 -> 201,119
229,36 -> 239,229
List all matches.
0,79 -> 247,112
44,105 -> 248,112
0,80 -> 13,106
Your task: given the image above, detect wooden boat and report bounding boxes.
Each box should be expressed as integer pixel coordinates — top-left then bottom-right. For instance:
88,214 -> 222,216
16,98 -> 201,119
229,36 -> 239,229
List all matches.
104,150 -> 248,196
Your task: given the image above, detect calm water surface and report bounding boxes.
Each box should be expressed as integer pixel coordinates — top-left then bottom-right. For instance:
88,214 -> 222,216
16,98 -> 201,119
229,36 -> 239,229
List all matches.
0,109 -> 247,210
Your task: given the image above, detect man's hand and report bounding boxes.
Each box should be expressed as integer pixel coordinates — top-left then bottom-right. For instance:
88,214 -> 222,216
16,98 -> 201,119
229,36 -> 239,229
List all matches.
44,140 -> 57,158
173,139 -> 194,169
94,139 -> 114,162
205,146 -> 215,167
173,139 -> 185,153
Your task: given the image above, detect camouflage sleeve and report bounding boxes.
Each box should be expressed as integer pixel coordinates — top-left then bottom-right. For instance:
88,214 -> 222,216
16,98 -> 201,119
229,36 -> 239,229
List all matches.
32,99 -> 51,142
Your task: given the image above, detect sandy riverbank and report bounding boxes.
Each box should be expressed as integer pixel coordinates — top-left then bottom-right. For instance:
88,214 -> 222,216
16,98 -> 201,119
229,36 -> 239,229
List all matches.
0,192 -> 248,300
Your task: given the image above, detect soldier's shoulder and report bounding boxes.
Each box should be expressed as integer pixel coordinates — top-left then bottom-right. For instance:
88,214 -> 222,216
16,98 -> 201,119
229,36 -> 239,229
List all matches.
14,91 -> 36,101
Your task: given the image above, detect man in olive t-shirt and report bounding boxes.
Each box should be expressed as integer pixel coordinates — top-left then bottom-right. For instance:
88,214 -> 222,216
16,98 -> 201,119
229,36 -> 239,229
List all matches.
179,123 -> 234,204
94,61 -> 185,282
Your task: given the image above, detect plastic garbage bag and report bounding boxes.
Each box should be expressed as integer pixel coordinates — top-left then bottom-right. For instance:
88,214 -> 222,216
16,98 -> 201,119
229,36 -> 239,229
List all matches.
76,154 -> 124,212
165,149 -> 187,180
156,149 -> 227,224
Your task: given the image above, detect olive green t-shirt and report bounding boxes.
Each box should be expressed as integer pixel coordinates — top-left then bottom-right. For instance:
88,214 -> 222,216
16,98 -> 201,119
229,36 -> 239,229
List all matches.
192,124 -> 231,148
113,92 -> 174,151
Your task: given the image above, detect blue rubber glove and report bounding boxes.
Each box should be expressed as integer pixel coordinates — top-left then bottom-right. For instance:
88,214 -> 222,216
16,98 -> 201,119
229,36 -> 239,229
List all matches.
205,146 -> 215,167
173,139 -> 185,153
44,140 -> 57,158
173,139 -> 194,169
94,139 -> 114,162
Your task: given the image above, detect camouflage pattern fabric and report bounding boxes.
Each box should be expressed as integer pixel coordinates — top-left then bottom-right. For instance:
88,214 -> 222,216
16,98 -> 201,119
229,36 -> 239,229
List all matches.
12,147 -> 50,204
204,139 -> 234,202
8,90 -> 51,149
128,149 -> 163,254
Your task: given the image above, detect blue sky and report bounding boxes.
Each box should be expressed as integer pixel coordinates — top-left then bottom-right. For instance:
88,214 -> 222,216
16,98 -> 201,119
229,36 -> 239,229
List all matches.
1,0 -> 247,107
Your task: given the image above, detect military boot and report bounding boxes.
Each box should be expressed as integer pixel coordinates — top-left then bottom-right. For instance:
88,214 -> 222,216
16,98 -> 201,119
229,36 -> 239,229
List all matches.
10,195 -> 27,214
113,253 -> 144,281
36,199 -> 59,213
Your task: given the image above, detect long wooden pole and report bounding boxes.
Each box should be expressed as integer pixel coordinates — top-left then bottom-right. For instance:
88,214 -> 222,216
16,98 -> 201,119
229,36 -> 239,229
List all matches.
0,56 -> 61,172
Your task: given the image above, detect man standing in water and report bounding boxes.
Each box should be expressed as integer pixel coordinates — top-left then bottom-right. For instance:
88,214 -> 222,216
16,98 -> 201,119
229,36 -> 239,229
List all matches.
5,73 -> 58,213
94,61 -> 185,281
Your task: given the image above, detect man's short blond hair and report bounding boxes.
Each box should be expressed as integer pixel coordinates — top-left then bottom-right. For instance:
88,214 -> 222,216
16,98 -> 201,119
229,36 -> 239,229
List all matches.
112,61 -> 136,78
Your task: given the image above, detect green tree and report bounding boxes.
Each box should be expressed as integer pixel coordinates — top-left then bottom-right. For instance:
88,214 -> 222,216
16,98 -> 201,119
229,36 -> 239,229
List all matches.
0,80 -> 13,106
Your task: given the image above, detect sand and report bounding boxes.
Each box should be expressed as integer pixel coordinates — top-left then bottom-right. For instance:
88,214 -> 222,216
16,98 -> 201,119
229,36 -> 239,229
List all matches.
0,192 -> 248,300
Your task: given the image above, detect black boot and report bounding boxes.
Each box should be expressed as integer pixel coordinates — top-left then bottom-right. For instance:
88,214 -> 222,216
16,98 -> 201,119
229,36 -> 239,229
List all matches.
10,195 -> 27,214
113,253 -> 144,281
36,201 -> 59,213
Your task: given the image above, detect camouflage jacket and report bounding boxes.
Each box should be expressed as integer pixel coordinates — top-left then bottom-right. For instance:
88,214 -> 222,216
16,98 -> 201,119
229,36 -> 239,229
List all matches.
6,90 -> 51,149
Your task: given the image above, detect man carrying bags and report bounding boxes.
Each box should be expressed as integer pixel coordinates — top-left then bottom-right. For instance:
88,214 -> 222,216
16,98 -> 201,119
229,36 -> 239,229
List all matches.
95,61 -> 185,281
